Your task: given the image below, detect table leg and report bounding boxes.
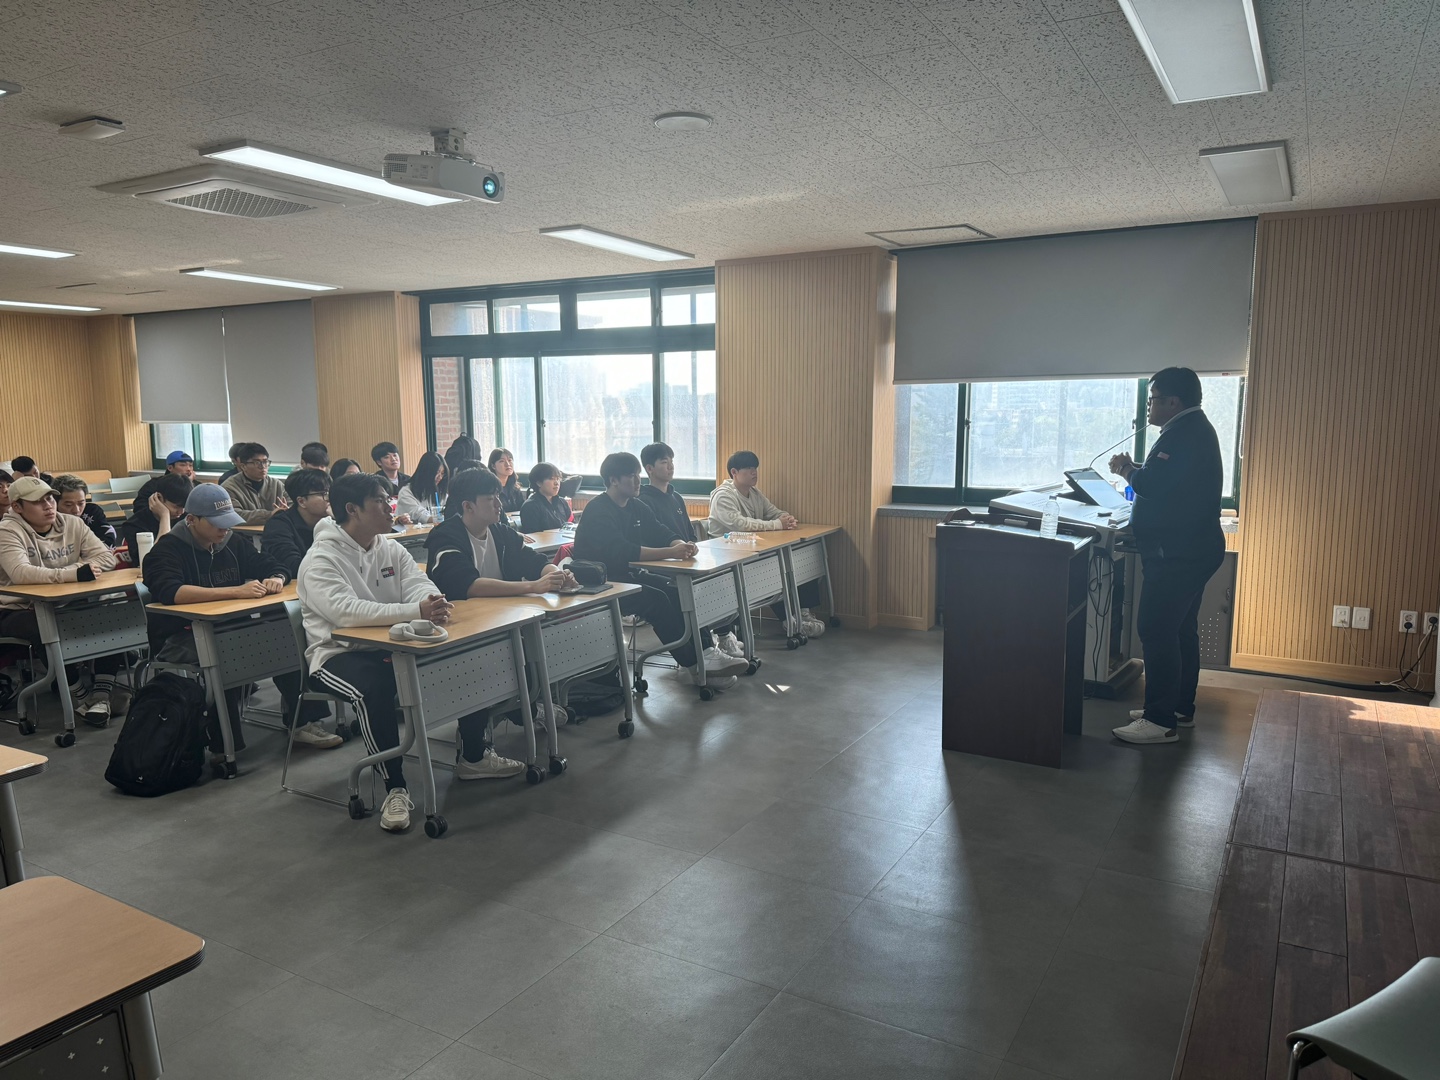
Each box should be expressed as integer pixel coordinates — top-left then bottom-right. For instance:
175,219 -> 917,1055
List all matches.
520,624 -> 563,782
192,622 -> 237,778
733,566 -> 761,676
391,654 -> 446,837
779,547 -> 805,646
818,538 -> 838,625
608,598 -> 635,739
120,991 -> 164,1080
0,784 -> 26,885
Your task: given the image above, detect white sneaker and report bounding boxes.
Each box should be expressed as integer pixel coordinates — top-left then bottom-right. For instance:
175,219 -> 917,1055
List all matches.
1128,709 -> 1195,728
800,610 -> 826,637
455,750 -> 525,781
81,691 -> 111,727
291,721 -> 343,749
380,788 -> 414,831
702,646 -> 747,671
1112,718 -> 1178,744
691,672 -> 738,692
716,632 -> 746,659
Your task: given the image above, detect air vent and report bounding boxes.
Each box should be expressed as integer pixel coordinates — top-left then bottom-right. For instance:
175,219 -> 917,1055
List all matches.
97,165 -> 377,217
868,224 -> 994,247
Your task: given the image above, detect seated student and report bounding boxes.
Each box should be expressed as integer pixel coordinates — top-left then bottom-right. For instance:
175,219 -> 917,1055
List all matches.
0,476 -> 125,723
444,434 -> 483,477
0,470 -> 11,517
217,442 -> 244,485
330,457 -> 363,480
9,456 -> 40,478
426,467 -> 576,767
221,442 -> 289,524
397,451 -> 447,524
143,484 -> 288,758
133,450 -> 195,518
519,462 -> 572,532
574,453 -> 738,692
298,473 -> 482,833
54,474 -> 118,548
487,448 -> 526,513
123,473 -> 192,554
709,450 -> 825,638
371,441 -> 410,489
300,441 -> 329,471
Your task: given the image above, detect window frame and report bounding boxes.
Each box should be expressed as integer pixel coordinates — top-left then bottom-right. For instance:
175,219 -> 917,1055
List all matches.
149,422 -> 235,472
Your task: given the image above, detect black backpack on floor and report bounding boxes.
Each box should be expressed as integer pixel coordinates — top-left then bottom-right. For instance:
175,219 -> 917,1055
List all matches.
104,673 -> 209,797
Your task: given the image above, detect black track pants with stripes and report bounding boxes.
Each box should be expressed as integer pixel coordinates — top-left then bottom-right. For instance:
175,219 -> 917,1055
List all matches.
311,651 -> 407,791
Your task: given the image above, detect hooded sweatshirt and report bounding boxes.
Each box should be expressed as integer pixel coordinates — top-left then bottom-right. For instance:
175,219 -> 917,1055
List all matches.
0,510 -> 117,609
707,478 -> 786,535
141,520 -> 287,641
296,516 -> 434,673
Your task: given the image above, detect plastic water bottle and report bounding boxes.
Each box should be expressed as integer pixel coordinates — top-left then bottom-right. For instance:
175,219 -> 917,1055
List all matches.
1039,496 -> 1060,539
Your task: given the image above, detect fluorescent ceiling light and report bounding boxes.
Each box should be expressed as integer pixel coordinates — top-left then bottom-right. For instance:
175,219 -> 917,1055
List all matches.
0,242 -> 77,259
0,81 -> 20,97
540,225 -> 693,262
1200,141 -> 1292,205
201,140 -> 460,207
0,299 -> 100,312
1117,0 -> 1268,103
180,267 -> 339,291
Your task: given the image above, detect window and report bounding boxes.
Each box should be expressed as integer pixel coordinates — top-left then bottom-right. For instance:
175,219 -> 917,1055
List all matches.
152,423 -> 194,461
542,354 -> 654,474
893,384 -> 959,488
492,295 -> 560,332
429,301 -> 488,336
198,423 -> 233,465
1200,375 -> 1243,499
662,351 -> 717,480
661,284 -> 715,325
968,379 -> 1137,490
577,288 -> 651,329
496,357 -> 539,470
149,422 -> 234,469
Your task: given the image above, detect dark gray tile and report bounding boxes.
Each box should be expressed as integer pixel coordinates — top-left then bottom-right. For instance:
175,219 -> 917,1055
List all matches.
786,745 -> 955,828
405,1043 -> 548,1080
150,940 -> 294,1046
1005,948 -> 1192,1080
1061,868 -> 1213,977
300,885 -> 595,1038
608,857 -> 862,988
786,900 -> 1053,1058
465,935 -> 775,1080
929,778 -> 1130,868
700,993 -> 1000,1080
711,800 -> 923,895
872,831 -> 1094,946
994,1063 -> 1065,1080
1098,803 -> 1230,890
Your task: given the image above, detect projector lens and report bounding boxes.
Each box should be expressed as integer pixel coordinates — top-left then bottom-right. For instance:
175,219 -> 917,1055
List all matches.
482,175 -> 498,198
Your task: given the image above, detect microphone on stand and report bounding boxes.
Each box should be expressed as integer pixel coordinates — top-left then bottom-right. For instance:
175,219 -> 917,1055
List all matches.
1088,423 -> 1139,471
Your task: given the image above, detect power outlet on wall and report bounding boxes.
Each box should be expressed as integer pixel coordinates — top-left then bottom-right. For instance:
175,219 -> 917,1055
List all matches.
1399,610 -> 1419,634
1352,607 -> 1371,630
1333,605 -> 1351,628
1425,612 -> 1439,635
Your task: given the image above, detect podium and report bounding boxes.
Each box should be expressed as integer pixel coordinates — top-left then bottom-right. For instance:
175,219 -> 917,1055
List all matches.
937,522 -> 1092,768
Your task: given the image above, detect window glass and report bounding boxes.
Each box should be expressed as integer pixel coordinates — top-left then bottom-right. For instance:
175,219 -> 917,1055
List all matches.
893,384 -> 959,487
661,284 -> 716,325
662,351 -> 717,480
541,354 -> 653,475
967,379 -> 1136,490
152,423 -> 194,462
429,301 -> 488,336
198,423 -> 233,466
1200,375 -> 1243,499
577,288 -> 652,329
467,358 -> 498,453
492,295 -> 560,333
497,357 -> 539,471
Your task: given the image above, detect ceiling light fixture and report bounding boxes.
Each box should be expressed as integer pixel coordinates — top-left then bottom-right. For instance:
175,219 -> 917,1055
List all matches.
0,299 -> 100,312
653,111 -> 712,131
1117,0 -> 1268,103
201,140 -> 460,207
1200,141 -> 1292,205
180,267 -> 339,291
0,242 -> 78,259
0,81 -> 20,97
539,225 -> 693,262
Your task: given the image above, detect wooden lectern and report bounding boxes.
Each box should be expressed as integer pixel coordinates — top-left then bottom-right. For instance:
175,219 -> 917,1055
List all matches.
937,521 -> 1092,768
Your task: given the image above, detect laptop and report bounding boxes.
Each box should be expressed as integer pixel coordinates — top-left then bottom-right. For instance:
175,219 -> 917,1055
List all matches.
558,474 -> 583,499
1063,468 -> 1130,510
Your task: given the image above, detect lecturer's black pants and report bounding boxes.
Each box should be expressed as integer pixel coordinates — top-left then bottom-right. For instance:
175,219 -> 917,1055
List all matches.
1138,552 -> 1223,728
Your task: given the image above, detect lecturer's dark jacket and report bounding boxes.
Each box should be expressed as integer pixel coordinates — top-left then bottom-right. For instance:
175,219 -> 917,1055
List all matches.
1127,406 -> 1225,563
423,514 -> 551,601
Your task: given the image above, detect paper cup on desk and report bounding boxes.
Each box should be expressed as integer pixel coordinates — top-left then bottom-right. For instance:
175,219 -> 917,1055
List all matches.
134,531 -> 155,568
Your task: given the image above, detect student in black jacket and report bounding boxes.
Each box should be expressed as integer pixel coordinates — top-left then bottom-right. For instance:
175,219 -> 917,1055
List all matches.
131,450 -> 195,518
519,462 -> 572,532
1108,367 -> 1225,745
54,475 -> 118,548
425,468 -> 572,778
263,469 -> 330,578
122,473 -> 193,555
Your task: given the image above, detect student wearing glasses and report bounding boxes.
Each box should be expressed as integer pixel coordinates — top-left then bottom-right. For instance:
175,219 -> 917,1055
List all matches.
222,442 -> 289,524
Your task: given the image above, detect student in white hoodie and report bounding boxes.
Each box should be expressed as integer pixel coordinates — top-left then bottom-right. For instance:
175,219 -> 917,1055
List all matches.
0,476 -> 125,723
708,450 -> 825,638
298,472 -> 488,833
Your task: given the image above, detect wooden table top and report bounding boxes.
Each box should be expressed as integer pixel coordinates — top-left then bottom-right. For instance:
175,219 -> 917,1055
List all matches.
0,567 -> 142,601
494,581 -> 640,619
0,743 -> 47,783
525,528 -> 573,551
631,543 -> 754,576
726,523 -> 841,548
0,877 -> 204,1058
333,597 -> 542,653
146,581 -> 298,620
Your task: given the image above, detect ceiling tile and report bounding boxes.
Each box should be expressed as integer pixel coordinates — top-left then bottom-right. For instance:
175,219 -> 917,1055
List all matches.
655,0 -> 815,45
1043,0 -> 1119,19
928,96 -> 1038,142
861,43 -> 998,108
1032,103 -> 1132,152
977,136 -> 1072,174
1059,11 -> 1154,82
789,0 -> 943,57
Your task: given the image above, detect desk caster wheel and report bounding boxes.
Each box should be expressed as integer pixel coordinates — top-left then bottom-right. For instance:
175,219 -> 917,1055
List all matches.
212,759 -> 238,780
18,719 -> 36,736
549,755 -> 567,776
348,795 -> 365,820
799,635 -> 809,646
828,616 -> 841,628
526,764 -> 546,785
698,686 -> 715,702
349,719 -> 361,737
745,659 -> 761,676
618,720 -> 634,738
424,815 -> 448,838
633,677 -> 648,696
55,731 -> 75,748
786,636 -> 801,650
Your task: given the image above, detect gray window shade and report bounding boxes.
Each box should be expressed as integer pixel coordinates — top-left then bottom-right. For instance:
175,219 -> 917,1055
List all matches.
221,301 -> 320,457
134,308 -> 229,422
894,219 -> 1257,383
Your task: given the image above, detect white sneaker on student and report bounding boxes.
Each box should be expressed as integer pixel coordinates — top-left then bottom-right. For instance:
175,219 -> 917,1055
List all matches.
716,632 -> 746,659
702,646 -> 747,671
1112,718 -> 1178,744
291,721 -> 343,749
80,691 -> 111,727
1128,708 -> 1194,728
800,610 -> 826,637
455,750 -> 525,781
691,672 -> 738,692
380,788 -> 413,831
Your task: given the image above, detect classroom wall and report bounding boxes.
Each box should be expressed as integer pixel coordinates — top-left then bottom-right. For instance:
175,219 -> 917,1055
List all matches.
87,314 -> 151,475
715,247 -> 896,627
1233,200 -> 1440,689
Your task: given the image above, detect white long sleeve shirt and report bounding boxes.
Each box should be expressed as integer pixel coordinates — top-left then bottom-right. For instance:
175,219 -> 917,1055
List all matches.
707,479 -> 787,535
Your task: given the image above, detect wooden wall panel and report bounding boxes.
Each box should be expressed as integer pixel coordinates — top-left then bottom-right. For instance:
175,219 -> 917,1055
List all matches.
395,294 -> 428,468
716,248 -> 896,626
876,514 -> 938,630
1234,202 -> 1440,690
0,311 -> 100,472
86,315 -> 150,475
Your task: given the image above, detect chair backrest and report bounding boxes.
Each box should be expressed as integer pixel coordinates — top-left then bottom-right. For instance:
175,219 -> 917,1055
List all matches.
283,599 -> 310,667
109,474 -> 152,495
71,469 -> 113,491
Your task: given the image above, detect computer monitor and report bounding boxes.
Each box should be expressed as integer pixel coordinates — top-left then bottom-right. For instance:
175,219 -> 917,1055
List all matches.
1064,468 -> 1130,509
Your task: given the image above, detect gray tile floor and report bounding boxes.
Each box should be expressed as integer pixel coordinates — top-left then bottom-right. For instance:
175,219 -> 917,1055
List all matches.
4,626 -> 1303,1079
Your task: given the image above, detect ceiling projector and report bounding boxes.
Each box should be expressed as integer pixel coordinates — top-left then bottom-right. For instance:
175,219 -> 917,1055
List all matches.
383,128 -> 503,203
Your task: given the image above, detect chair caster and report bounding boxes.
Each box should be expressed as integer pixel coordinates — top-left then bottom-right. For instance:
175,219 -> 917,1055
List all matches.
618,720 -> 634,738
55,731 -> 75,748
745,659 -> 761,675
828,616 -> 841,628
424,814 -> 448,838
549,755 -> 567,775
799,635 -> 809,646
786,636 -> 801,650
349,719 -> 361,737
347,794 -> 366,820
18,719 -> 36,736
633,677 -> 648,696
526,764 -> 546,785
698,686 -> 715,702
211,759 -> 238,780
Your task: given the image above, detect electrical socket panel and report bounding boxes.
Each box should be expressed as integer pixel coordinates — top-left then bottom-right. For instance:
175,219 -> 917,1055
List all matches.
1332,605 -> 1351,628
1399,610 -> 1419,634
1352,607 -> 1371,630
1425,612 -> 1439,635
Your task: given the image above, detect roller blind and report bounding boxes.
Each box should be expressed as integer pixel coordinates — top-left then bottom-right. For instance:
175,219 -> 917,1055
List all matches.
134,308 -> 229,422
894,218 -> 1257,383
221,301 -> 320,456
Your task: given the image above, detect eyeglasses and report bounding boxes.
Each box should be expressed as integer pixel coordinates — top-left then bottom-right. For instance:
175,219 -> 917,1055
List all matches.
244,458 -> 270,467
301,492 -> 330,502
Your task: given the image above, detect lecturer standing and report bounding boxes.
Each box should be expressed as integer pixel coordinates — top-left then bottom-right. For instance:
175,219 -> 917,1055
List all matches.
1108,367 -> 1225,745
